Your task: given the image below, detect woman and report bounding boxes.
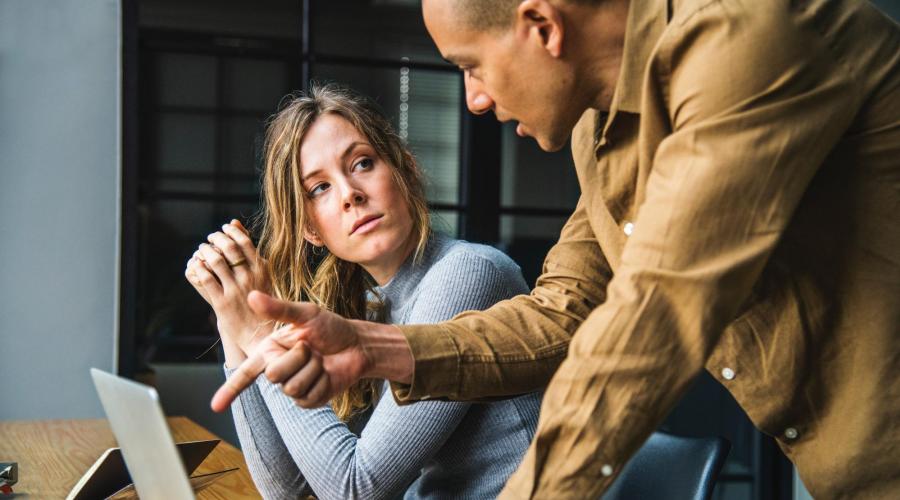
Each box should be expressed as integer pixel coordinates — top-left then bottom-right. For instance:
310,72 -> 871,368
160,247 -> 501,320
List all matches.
185,84 -> 542,499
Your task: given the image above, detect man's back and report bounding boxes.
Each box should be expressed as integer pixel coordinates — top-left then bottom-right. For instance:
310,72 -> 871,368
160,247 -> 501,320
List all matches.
564,0 -> 900,496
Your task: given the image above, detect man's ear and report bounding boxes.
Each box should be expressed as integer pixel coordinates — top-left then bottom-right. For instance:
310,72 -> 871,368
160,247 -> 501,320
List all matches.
303,226 -> 324,247
515,0 -> 565,58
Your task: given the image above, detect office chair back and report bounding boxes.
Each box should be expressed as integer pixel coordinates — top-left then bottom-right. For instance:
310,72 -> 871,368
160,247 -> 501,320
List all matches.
602,432 -> 730,500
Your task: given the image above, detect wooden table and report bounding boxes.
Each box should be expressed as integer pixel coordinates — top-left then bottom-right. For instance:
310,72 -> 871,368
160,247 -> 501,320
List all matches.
0,416 -> 260,499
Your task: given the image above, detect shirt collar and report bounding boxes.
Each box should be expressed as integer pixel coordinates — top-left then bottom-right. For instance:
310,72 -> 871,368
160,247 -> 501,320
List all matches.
611,0 -> 670,114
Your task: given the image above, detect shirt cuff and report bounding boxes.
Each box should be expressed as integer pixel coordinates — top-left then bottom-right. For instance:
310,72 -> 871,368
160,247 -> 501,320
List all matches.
389,323 -> 461,403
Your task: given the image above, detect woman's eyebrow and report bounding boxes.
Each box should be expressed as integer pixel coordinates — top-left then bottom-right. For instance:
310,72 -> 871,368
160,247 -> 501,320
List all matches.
300,167 -> 321,184
340,141 -> 369,163
301,141 -> 369,183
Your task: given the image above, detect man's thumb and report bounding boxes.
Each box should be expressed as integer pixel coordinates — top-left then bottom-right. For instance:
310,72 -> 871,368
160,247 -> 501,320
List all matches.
247,290 -> 319,325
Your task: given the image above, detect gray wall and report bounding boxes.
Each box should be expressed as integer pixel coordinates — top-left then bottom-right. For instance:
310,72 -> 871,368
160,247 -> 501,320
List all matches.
0,0 -> 121,420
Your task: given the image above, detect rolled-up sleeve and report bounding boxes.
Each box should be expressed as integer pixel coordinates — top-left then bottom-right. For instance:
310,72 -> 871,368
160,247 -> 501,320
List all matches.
502,4 -> 863,498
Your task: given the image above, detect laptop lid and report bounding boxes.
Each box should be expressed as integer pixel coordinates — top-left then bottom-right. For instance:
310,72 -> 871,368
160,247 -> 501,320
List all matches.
90,368 -> 194,500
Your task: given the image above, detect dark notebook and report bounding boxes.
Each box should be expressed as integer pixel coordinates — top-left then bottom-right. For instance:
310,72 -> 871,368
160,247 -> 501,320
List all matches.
66,439 -> 224,499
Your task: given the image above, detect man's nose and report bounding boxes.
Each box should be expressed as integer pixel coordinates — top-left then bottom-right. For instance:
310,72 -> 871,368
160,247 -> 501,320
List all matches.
465,77 -> 493,115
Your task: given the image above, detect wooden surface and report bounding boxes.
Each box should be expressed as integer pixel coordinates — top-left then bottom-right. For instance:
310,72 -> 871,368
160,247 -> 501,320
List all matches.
0,416 -> 260,499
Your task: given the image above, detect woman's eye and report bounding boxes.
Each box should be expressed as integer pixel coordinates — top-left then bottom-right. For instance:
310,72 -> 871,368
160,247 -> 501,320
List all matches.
353,158 -> 374,172
309,182 -> 329,197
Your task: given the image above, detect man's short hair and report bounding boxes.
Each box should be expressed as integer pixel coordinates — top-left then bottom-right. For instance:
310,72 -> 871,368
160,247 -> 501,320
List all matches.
455,0 -> 521,30
455,0 -> 601,31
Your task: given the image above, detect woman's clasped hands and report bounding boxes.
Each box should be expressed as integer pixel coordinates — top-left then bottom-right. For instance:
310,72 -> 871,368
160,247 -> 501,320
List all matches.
184,219 -> 275,364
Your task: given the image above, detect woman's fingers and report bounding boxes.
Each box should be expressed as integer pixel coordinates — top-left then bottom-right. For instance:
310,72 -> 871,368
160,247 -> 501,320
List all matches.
207,231 -> 248,270
230,218 -> 250,235
221,220 -> 259,261
185,257 -> 202,287
197,243 -> 237,288
189,255 -> 223,298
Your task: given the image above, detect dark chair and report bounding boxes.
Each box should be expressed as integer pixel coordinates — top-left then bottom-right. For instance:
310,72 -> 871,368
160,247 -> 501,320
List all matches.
602,432 -> 731,500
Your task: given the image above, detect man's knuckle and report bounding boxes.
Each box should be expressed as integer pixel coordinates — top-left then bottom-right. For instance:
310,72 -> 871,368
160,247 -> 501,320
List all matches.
283,380 -> 302,397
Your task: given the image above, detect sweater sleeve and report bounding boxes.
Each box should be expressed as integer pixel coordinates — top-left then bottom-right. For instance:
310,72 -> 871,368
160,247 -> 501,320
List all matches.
224,366 -> 311,499
239,247 -> 529,500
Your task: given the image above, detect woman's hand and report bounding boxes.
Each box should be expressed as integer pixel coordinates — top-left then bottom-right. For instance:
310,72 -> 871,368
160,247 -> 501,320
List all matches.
184,219 -> 274,365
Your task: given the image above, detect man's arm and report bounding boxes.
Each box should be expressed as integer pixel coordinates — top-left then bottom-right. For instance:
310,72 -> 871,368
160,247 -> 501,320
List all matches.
393,195 -> 611,401
502,3 -> 862,497
211,293 -> 412,413
211,194 -> 611,411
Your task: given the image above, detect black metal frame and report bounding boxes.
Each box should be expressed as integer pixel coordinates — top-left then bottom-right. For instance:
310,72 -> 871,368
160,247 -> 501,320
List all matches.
459,110 -> 502,242
119,0 -> 139,378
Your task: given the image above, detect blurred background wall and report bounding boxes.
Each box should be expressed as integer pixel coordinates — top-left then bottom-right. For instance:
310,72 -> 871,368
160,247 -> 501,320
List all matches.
0,0 -> 121,420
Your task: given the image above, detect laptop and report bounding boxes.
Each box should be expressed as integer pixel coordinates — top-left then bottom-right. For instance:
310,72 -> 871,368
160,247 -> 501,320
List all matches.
88,368 -> 201,499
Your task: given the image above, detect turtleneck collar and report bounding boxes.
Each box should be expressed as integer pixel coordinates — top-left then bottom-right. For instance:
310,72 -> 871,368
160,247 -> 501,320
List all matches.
372,232 -> 453,323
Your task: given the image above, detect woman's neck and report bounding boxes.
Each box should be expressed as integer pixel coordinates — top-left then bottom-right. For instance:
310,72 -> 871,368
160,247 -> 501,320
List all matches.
361,232 -> 419,286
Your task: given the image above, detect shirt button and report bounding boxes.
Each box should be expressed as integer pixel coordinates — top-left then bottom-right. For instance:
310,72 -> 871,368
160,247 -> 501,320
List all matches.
784,427 -> 799,440
601,464 -> 614,477
721,367 -> 735,380
623,222 -> 634,236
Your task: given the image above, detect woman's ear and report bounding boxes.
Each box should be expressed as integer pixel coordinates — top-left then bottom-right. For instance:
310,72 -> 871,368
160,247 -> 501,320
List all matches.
515,0 -> 565,58
303,226 -> 324,247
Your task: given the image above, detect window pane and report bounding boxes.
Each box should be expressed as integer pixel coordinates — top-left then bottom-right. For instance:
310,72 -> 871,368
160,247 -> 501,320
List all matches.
313,0 -> 445,64
222,57 -> 289,111
313,63 -> 461,205
154,53 -> 218,108
501,122 -> 580,210
498,214 -> 568,286
431,210 -> 460,237
153,112 -> 217,174
221,115 -> 266,177
500,214 -> 568,242
140,0 -> 302,39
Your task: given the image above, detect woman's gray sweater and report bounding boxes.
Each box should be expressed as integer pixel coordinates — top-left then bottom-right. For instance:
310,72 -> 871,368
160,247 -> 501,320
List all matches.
225,234 -> 543,499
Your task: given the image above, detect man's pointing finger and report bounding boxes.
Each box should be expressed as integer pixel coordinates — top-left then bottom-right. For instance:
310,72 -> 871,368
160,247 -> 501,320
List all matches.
211,351 -> 267,412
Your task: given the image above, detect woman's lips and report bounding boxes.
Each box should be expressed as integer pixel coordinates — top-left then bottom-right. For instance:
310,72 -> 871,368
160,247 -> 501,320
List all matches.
352,215 -> 383,235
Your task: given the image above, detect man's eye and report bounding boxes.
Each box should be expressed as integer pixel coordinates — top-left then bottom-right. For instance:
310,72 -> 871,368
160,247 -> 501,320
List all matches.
309,182 -> 329,197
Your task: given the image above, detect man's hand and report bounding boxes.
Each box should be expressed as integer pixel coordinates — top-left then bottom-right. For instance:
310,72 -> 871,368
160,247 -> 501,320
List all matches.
211,291 -> 413,412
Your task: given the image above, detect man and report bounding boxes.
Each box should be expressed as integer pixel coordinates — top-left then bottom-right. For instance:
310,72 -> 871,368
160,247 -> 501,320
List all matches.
214,0 -> 900,497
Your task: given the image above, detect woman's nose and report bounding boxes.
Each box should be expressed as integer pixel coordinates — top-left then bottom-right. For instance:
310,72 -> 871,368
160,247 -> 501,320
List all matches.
342,186 -> 367,210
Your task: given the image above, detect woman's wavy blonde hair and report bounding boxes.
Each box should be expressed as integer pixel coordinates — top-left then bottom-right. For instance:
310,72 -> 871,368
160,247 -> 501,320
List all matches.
256,83 -> 431,421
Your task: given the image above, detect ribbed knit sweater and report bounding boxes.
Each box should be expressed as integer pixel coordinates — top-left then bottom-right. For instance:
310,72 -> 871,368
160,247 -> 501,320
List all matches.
225,234 -> 543,499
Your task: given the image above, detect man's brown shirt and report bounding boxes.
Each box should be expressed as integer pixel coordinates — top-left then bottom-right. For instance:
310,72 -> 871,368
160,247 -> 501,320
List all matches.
396,0 -> 900,497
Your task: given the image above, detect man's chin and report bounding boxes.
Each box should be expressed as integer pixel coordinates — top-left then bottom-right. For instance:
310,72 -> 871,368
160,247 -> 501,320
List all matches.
533,133 -> 569,153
